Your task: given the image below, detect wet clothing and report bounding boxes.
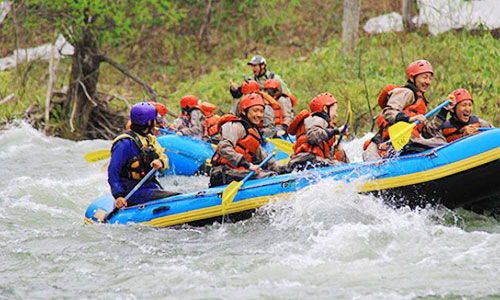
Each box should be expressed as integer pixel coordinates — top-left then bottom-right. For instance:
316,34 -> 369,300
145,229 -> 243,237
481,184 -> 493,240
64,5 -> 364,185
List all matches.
362,83 -> 446,161
209,117 -> 283,187
108,130 -> 173,206
288,112 -> 349,170
173,108 -> 205,138
230,70 -> 290,99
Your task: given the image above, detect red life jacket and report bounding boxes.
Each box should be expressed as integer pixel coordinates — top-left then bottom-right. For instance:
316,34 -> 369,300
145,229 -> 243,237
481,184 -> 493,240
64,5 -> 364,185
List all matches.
211,115 -> 264,170
258,91 -> 285,125
365,83 -> 427,154
203,114 -> 220,138
289,110 -> 336,159
441,115 -> 481,143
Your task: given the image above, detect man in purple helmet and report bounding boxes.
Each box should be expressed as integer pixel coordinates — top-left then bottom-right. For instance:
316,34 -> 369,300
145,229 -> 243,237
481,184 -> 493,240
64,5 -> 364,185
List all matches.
108,102 -> 179,208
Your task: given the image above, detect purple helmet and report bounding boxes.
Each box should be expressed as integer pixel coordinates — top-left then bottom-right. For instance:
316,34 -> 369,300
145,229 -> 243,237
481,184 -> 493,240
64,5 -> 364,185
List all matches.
130,102 -> 157,126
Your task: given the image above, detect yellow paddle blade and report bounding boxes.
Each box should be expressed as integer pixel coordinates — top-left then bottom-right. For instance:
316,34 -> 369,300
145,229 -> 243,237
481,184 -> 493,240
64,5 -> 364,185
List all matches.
266,138 -> 293,156
388,121 -> 416,151
84,149 -> 111,163
221,180 -> 244,213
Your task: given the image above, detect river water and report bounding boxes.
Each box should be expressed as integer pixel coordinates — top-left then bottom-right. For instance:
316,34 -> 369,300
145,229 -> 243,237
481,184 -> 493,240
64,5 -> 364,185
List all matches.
1,122 -> 499,300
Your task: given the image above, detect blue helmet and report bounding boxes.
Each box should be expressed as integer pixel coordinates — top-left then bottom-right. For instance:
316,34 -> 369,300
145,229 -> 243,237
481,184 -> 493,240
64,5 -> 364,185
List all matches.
130,102 -> 157,126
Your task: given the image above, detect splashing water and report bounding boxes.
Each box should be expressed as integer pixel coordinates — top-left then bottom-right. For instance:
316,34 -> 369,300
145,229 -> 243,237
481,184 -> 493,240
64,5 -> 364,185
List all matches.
1,123 -> 499,299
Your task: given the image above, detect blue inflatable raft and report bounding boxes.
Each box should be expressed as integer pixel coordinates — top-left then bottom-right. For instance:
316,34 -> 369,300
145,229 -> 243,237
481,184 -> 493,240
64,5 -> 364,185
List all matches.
157,134 -> 293,176
85,129 -> 500,227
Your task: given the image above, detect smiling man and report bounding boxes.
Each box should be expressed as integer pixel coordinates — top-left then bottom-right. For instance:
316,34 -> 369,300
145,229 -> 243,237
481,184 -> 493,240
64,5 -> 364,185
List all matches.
209,93 -> 286,187
229,55 -> 290,99
363,59 -> 450,160
440,89 -> 493,142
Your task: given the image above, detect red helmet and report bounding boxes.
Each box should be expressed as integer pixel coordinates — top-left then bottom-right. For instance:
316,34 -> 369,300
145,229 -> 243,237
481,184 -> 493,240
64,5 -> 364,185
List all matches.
239,93 -> 265,114
451,88 -> 473,104
406,59 -> 434,80
263,79 -> 281,91
309,93 -> 337,113
241,80 -> 261,94
180,95 -> 198,109
200,101 -> 217,117
149,101 -> 168,116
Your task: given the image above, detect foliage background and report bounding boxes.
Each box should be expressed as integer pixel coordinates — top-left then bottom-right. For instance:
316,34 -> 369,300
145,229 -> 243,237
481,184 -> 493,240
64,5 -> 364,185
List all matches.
0,0 -> 498,135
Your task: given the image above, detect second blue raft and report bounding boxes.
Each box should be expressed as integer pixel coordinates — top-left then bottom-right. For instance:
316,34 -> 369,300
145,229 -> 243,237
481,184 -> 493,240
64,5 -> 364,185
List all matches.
157,134 -> 293,176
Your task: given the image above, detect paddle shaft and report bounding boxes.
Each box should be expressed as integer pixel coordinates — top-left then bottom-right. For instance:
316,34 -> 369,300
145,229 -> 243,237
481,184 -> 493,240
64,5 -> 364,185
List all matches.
478,127 -> 496,131
416,100 -> 450,126
388,100 -> 451,151
336,116 -> 350,147
105,168 -> 157,222
124,168 -> 157,202
336,100 -> 352,147
241,153 -> 276,183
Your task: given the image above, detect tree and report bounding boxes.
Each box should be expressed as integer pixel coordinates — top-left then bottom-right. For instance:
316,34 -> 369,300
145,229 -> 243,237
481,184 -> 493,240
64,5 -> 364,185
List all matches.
341,0 -> 361,53
402,0 -> 418,32
15,0 -> 183,139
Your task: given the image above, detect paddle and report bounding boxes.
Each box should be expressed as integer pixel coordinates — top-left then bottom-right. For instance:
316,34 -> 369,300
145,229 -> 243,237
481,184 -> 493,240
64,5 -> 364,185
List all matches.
84,128 -> 175,163
221,152 -> 277,213
478,127 -> 497,131
336,99 -> 352,147
266,138 -> 293,156
85,149 -> 111,163
388,100 -> 450,151
104,168 -> 157,222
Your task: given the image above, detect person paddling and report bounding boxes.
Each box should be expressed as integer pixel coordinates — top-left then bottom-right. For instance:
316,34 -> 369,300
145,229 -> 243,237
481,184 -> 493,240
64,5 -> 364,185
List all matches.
209,93 -> 286,187
437,88 -> 493,143
108,102 -> 179,208
287,92 -> 349,171
362,60 -> 450,161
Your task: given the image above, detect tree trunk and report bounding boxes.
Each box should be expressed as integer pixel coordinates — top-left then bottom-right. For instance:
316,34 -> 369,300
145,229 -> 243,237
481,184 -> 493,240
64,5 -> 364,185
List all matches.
402,0 -> 418,32
341,0 -> 361,53
65,30 -> 101,138
198,0 -> 213,51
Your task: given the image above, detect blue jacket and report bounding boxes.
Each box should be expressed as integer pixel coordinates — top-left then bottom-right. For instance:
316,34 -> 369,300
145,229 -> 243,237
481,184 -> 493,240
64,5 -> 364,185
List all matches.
107,138 -> 159,205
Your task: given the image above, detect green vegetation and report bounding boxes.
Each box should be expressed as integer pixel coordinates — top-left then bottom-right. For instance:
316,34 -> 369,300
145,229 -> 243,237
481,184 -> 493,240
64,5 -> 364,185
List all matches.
1,1 -> 499,137
158,30 -> 500,132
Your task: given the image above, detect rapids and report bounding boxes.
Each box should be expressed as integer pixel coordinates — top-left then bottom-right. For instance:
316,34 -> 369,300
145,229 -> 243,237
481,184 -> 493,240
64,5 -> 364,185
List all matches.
1,122 -> 499,299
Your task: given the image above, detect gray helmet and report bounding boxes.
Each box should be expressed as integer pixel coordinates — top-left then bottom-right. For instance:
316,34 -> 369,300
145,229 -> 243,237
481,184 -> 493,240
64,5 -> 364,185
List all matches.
248,55 -> 267,66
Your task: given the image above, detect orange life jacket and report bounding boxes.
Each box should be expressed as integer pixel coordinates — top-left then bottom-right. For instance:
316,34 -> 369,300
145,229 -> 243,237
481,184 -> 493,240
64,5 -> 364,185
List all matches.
289,110 -> 336,159
211,115 -> 264,170
203,114 -> 220,138
441,115 -> 481,143
369,83 -> 427,150
258,91 -> 285,125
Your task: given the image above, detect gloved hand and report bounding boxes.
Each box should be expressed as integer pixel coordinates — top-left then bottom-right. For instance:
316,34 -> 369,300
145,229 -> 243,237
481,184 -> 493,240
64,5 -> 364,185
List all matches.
325,128 -> 337,139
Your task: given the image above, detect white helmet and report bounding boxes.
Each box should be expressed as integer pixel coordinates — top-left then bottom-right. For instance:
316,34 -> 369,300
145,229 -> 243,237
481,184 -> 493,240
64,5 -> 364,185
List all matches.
248,55 -> 267,66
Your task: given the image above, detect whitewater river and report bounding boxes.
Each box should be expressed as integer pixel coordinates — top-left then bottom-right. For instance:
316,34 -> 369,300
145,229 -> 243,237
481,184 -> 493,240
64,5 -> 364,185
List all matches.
1,123 -> 499,300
